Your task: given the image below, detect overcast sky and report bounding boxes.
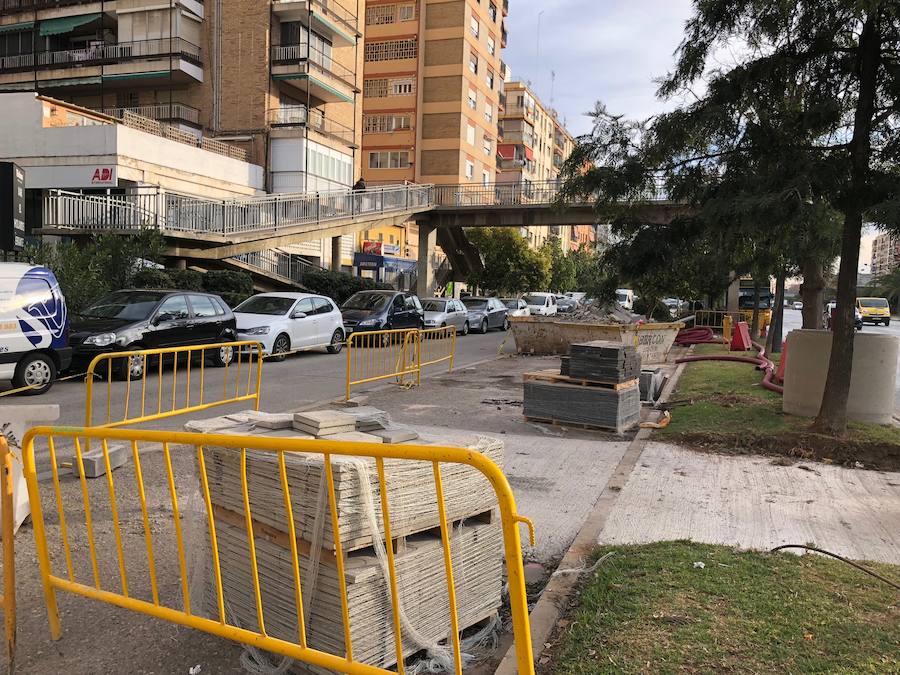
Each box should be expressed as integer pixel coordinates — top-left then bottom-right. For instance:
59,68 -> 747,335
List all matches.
501,0 -> 876,270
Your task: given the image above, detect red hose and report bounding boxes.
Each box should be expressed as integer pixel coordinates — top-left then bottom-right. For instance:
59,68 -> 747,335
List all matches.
675,340 -> 783,395
675,326 -> 720,346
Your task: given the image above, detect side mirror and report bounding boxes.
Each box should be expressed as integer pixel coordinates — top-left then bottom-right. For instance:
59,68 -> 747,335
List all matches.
292,311 -> 307,319
152,313 -> 171,325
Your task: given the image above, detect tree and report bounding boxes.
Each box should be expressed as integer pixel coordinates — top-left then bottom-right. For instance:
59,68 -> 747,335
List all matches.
876,265 -> 900,309
466,228 -> 550,295
561,1 -> 900,435
540,235 -> 576,293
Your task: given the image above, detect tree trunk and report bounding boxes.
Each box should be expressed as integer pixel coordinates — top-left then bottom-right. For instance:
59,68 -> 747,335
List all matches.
799,259 -> 825,329
750,283 -> 761,338
769,269 -> 787,354
813,11 -> 881,436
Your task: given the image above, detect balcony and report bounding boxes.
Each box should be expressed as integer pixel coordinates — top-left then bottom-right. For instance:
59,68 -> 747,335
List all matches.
270,42 -> 357,103
502,0 -> 508,16
503,104 -> 534,120
0,38 -> 203,88
501,23 -> 507,47
502,130 -> 533,146
266,104 -> 357,147
0,0 -> 103,12
96,102 -> 201,127
272,0 -> 359,46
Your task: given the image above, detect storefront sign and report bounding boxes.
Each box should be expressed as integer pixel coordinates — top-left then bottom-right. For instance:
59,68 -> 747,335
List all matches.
90,166 -> 116,185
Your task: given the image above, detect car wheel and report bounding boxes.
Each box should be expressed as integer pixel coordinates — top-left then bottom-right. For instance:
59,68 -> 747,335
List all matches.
480,320 -> 488,334
502,317 -> 510,331
461,321 -> 469,336
111,348 -> 147,381
380,332 -> 392,348
327,329 -> 344,354
270,333 -> 291,362
886,319 -> 891,327
210,345 -> 234,367
13,353 -> 56,395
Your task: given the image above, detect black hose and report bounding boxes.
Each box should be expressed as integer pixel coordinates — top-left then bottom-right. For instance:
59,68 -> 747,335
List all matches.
770,544 -> 900,591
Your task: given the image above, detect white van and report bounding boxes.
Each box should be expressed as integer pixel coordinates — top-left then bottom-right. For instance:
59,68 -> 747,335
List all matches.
0,263 -> 71,394
616,288 -> 635,311
524,292 -> 558,316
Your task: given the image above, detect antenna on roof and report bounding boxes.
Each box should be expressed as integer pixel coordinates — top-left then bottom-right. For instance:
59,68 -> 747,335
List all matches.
550,70 -> 556,108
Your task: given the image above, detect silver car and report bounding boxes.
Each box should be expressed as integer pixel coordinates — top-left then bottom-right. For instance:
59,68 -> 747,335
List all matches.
422,298 -> 470,335
502,298 -> 531,317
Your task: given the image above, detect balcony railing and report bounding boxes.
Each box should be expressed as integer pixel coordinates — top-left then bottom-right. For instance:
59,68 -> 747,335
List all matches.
432,179 -> 670,207
266,105 -> 355,144
1,0 -> 99,11
504,104 -> 534,118
233,249 -> 329,286
96,102 -> 201,126
502,131 -> 534,146
270,42 -> 355,89
272,0 -> 358,36
0,38 -> 202,72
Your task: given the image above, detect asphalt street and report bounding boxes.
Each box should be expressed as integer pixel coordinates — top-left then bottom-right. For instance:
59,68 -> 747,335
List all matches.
779,307 -> 900,413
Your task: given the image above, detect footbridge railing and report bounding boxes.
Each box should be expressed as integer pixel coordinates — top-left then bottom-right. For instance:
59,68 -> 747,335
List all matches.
432,178 -> 670,207
43,183 -> 435,237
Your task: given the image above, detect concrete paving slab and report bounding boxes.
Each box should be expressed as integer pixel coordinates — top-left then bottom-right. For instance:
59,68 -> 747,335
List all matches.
600,442 -> 900,563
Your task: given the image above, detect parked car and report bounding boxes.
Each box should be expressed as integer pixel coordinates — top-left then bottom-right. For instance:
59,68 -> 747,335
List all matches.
341,290 -> 424,335
462,297 -> 509,333
556,295 -> 578,313
824,301 -> 863,331
70,289 -> 237,378
616,289 -> 635,311
502,298 -> 530,318
0,263 -> 71,395
792,301 -> 804,310
565,292 -> 587,303
234,292 -> 344,360
523,292 -> 558,316
422,298 -> 470,335
856,297 -> 891,326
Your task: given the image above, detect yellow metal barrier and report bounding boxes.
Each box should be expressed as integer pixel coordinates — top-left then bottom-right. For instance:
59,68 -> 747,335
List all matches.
344,329 -> 421,400
85,341 -> 264,429
693,310 -> 744,329
21,426 -> 536,674
418,326 -> 457,371
0,439 -> 15,671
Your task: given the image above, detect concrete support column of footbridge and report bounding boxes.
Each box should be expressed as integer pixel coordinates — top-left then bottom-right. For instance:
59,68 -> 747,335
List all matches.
417,223 -> 436,299
330,236 -> 342,272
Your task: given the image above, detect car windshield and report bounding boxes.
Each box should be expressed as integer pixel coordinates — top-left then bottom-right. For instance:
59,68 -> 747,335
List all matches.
616,292 -> 628,303
422,300 -> 447,312
463,299 -> 488,310
343,292 -> 390,310
860,298 -> 889,308
503,299 -> 519,309
81,291 -> 166,321
234,296 -> 296,316
523,295 -> 545,305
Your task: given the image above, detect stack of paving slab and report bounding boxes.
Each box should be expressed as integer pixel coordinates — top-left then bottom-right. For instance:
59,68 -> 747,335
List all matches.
522,340 -> 641,433
184,408 -> 503,672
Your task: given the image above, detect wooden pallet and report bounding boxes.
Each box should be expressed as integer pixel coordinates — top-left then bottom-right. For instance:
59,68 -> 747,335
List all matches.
523,369 -> 638,391
523,415 -> 636,434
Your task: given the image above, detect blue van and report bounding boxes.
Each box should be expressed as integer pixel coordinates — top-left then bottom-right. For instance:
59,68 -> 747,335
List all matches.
0,263 -> 71,395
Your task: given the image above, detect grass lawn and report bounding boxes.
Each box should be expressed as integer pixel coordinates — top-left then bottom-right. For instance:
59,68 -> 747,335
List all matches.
659,344 -> 900,469
549,542 -> 900,674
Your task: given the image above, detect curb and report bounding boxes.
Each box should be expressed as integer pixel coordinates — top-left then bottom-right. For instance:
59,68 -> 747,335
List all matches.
493,360 -> 688,675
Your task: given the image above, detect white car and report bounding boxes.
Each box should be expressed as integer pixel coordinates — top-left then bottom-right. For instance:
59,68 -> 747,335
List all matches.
234,292 -> 345,360
792,301 -> 803,310
523,292 -> 558,316
502,298 -> 531,317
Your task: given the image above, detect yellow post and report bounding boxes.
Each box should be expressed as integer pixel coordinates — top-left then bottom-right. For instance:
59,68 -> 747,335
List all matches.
722,315 -> 733,344
1,438 -> 16,671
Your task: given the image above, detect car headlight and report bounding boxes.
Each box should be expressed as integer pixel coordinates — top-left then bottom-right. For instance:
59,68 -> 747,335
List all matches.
84,332 -> 117,347
358,319 -> 380,327
242,326 -> 271,335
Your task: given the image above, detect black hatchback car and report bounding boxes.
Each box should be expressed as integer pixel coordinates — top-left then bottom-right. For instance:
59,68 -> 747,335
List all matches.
341,290 -> 424,334
70,289 -> 237,378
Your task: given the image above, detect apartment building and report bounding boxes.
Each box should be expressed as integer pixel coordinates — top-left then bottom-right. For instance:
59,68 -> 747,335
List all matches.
497,79 -> 579,250
871,232 -> 900,279
0,0 -> 365,267
358,0 -> 507,271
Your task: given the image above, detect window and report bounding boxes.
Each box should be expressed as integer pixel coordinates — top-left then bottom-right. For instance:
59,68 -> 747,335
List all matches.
483,136 -> 492,156
295,298 -> 315,316
465,160 -> 475,180
189,295 -> 219,318
467,88 -> 477,109
364,78 -> 415,98
312,297 -> 333,315
366,5 -> 395,24
466,123 -> 476,145
364,78 -> 389,98
398,3 -> 416,21
392,295 -> 405,311
365,38 -> 418,62
156,295 -> 190,321
487,36 -> 495,55
363,114 -> 412,133
482,169 -> 491,184
404,295 -> 418,311
484,103 -> 493,122
486,68 -> 494,89
369,151 -> 411,168
489,2 -> 497,21
470,16 -> 480,37
391,78 -> 414,95
469,53 -> 478,74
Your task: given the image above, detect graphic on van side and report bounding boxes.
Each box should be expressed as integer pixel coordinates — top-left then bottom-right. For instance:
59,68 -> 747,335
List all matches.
15,268 -> 67,348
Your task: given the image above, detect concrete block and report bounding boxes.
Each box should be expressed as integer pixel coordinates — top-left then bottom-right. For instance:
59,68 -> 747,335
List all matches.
344,396 -> 370,407
292,421 -> 356,437
369,428 -> 420,444
185,416 -> 243,433
72,443 -> 128,479
245,411 -> 294,430
326,432 -> 384,443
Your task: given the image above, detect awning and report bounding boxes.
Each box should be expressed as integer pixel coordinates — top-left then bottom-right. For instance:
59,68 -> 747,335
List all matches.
40,13 -> 101,37
497,144 -> 515,160
524,146 -> 534,161
0,21 -> 34,35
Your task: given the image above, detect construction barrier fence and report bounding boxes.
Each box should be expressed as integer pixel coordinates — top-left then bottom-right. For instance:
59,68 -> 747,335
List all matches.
20,426 -> 536,675
85,341 -> 264,429
0,439 -> 15,671
345,328 -> 456,400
